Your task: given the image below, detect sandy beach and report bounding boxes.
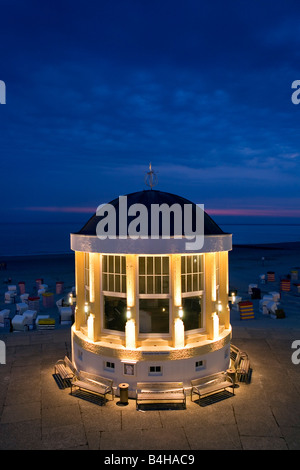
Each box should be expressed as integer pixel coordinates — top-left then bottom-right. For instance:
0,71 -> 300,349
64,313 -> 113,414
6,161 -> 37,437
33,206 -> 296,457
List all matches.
0,242 -> 300,330
0,243 -> 300,450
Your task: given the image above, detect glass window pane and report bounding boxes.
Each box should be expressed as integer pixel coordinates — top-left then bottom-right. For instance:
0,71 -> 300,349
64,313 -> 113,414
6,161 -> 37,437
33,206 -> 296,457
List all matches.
193,273 -> 198,291
147,257 -> 153,275
104,295 -> 126,332
115,256 -> 120,274
181,275 -> 186,293
155,257 -> 161,275
139,298 -> 169,333
102,255 -> 107,273
139,276 -> 145,294
182,296 -> 202,331
187,274 -> 192,292
187,256 -> 192,274
103,273 -> 107,291
181,256 -> 185,274
139,257 -> 145,275
115,275 -> 120,292
109,256 -> 114,273
109,274 -> 114,291
155,276 -> 161,294
163,257 -> 169,275
122,256 -> 126,274
193,256 -> 198,273
147,276 -> 153,294
162,276 -> 169,293
122,275 -> 126,293
199,273 -> 203,290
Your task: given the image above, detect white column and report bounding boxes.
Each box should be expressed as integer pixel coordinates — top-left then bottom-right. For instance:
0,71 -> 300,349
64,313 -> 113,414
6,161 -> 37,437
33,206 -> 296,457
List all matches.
125,319 -> 136,349
174,318 -> 185,348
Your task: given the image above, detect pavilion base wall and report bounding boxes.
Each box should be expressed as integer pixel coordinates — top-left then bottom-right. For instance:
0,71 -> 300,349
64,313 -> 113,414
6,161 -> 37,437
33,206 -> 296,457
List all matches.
71,326 -> 231,398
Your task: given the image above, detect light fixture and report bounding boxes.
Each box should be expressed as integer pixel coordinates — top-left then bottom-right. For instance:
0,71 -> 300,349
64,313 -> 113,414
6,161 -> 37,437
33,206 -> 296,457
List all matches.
87,313 -> 95,341
217,301 -> 222,313
84,302 -> 89,314
179,306 -> 183,318
126,307 -> 131,320
69,293 -> 73,305
212,312 -> 219,340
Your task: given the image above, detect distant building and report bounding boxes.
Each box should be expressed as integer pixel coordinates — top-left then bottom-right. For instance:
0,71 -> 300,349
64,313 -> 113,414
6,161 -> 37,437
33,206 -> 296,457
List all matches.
70,188 -> 232,396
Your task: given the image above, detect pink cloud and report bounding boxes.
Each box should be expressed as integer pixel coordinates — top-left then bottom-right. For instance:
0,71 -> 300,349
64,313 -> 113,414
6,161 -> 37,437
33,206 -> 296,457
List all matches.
206,208 -> 300,217
24,205 -> 300,218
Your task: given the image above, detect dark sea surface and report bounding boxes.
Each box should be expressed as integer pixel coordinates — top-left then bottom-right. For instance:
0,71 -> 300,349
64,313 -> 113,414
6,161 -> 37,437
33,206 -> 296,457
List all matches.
0,221 -> 300,257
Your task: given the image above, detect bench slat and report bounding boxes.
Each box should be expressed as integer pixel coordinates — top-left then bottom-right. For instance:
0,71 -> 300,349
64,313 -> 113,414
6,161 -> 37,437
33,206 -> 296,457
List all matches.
54,356 -> 77,381
136,382 -> 186,410
73,380 -> 110,395
191,372 -> 234,401
137,393 -> 185,401
71,370 -> 114,404
193,381 -> 232,397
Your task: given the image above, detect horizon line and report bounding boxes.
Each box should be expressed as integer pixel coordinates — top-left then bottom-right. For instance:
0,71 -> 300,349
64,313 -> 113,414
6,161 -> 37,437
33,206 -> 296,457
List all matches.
23,206 -> 300,218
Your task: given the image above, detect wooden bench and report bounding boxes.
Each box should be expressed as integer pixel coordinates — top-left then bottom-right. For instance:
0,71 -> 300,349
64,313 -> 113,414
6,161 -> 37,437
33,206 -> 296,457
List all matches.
136,382 -> 186,410
191,371 -> 234,402
71,371 -> 114,404
230,343 -> 251,384
54,356 -> 77,382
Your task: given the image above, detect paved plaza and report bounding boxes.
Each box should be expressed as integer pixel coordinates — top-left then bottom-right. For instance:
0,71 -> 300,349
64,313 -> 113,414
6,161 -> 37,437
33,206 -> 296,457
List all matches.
0,322 -> 300,450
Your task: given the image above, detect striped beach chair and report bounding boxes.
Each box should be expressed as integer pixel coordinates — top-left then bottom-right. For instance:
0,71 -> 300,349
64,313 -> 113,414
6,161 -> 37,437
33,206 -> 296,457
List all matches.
280,279 -> 291,292
267,271 -> 275,282
238,301 -> 255,320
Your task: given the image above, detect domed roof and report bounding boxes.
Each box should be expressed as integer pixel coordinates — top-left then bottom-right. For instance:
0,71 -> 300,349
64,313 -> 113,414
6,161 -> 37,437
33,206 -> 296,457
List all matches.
77,190 -> 225,237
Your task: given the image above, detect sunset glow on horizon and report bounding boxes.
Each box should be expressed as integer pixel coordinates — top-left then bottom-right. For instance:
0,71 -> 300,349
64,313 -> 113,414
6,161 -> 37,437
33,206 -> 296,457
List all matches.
24,205 -> 300,219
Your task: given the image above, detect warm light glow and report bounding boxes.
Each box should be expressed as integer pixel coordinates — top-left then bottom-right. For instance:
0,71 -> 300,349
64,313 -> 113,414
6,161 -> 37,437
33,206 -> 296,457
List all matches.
125,318 -> 136,349
212,253 -> 217,302
217,301 -> 222,313
89,254 -> 95,303
84,302 -> 89,314
87,313 -> 95,341
231,293 -> 236,304
178,306 -> 183,318
69,293 -> 73,305
173,254 -> 182,307
126,307 -> 131,320
212,312 -> 219,340
126,256 -> 135,307
127,280 -> 134,307
174,317 -> 185,348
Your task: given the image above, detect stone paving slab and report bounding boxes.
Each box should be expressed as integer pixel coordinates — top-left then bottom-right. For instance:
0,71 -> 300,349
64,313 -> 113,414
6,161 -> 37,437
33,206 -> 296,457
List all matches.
0,327 -> 300,450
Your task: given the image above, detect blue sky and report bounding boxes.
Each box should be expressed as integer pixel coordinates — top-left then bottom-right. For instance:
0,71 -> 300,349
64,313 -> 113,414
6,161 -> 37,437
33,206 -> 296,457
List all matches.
1,0 -> 300,225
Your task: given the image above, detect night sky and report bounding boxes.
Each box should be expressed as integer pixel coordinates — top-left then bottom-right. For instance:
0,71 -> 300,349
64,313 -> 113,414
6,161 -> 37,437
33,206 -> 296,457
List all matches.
1,0 -> 300,225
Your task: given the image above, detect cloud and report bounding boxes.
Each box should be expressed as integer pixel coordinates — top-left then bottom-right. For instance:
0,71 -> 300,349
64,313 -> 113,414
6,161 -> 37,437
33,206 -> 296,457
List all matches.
1,0 -> 300,222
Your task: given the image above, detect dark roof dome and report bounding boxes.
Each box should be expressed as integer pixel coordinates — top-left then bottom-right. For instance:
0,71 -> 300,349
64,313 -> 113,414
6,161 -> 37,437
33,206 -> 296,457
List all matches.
77,190 -> 225,237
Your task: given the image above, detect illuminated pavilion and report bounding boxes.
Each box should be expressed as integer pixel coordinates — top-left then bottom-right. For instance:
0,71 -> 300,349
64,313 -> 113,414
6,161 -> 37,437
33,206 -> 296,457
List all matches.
70,184 -> 232,397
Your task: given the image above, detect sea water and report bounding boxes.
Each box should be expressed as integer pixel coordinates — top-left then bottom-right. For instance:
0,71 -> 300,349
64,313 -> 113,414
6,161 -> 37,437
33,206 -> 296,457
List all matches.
0,221 -> 299,257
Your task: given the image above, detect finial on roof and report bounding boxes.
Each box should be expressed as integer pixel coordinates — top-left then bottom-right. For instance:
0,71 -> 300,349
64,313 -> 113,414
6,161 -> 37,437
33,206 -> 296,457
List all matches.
145,162 -> 158,189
